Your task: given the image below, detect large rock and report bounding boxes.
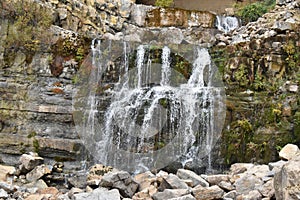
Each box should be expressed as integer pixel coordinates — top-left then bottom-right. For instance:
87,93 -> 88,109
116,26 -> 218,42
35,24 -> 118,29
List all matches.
100,171 -> 138,198
0,189 -> 8,198
237,190 -> 262,200
19,153 -> 44,174
162,174 -> 189,190
201,174 -> 230,185
73,188 -> 121,200
234,174 -> 263,195
134,171 -> 156,191
26,164 -> 51,182
152,189 -> 190,200
192,185 -> 224,200
279,144 -> 300,160
177,169 -> 209,187
87,164 -> 114,186
230,163 -> 254,175
0,165 -> 15,182
274,154 -> 300,199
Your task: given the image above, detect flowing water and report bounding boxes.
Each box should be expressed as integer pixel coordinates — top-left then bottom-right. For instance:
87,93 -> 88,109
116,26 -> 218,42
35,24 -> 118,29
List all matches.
73,40 -> 226,173
216,15 -> 240,33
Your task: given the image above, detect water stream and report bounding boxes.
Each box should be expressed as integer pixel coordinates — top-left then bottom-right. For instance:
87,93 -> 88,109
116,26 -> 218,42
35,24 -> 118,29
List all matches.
73,40 -> 226,173
216,15 -> 240,33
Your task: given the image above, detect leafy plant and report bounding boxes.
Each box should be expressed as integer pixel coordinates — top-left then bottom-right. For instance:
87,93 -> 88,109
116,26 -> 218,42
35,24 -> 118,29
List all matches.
155,0 -> 174,7
283,40 -> 299,71
235,0 -> 275,24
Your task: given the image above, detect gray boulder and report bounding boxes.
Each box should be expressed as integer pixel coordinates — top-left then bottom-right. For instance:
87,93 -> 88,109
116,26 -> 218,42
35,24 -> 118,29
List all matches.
152,189 -> 190,200
100,171 -> 138,198
162,174 -> 189,190
73,188 -> 120,200
274,153 -> 300,199
177,169 -> 209,187
26,164 -> 51,182
234,174 -> 263,195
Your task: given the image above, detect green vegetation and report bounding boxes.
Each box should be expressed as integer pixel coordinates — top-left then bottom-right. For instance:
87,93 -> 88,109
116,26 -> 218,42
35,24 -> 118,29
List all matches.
155,0 -> 174,7
283,40 -> 300,71
235,0 -> 276,24
33,138 -> 40,153
1,0 -> 53,54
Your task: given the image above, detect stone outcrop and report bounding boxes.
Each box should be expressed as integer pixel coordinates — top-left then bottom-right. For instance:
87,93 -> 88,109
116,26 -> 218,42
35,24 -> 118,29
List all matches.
0,0 -> 299,178
274,152 -> 300,200
100,171 -> 139,198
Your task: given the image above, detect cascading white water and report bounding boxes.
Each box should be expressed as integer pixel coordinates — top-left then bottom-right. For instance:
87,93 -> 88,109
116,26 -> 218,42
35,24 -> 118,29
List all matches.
74,40 -> 225,173
216,15 -> 240,33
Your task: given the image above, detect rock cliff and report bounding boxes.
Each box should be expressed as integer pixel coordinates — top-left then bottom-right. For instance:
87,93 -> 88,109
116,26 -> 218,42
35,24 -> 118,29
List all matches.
0,0 -> 299,169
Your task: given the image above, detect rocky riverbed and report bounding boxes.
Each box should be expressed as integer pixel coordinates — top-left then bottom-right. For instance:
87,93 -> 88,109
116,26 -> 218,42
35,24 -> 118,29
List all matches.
0,143 -> 299,200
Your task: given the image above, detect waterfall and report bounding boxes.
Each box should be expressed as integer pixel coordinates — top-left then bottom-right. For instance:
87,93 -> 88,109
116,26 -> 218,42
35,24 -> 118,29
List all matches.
216,15 -> 240,33
73,40 -> 226,173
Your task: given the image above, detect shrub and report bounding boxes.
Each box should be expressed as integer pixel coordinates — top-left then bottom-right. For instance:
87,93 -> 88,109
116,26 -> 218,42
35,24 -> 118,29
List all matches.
1,0 -> 53,54
235,0 -> 275,24
155,0 -> 174,7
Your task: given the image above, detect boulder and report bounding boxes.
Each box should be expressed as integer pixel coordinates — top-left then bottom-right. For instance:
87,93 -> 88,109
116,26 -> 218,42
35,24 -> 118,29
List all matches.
234,174 -> 263,195
25,179 -> 48,190
152,189 -> 190,200
246,165 -> 270,179
201,174 -> 229,185
230,163 -> 254,175
0,181 -> 19,193
132,185 -> 157,200
192,185 -> 224,200
269,160 -> 287,172
223,190 -> 237,199
26,164 -> 51,182
274,154 -> 300,199
218,181 -> 235,191
134,171 -> 156,191
73,188 -> 121,200
177,169 -> 209,187
19,153 -> 44,174
237,190 -> 262,200
258,179 -> 275,198
100,171 -> 138,198
87,164 -> 114,186
0,165 -> 15,182
162,174 -> 189,190
279,144 -> 300,160
0,188 -> 8,198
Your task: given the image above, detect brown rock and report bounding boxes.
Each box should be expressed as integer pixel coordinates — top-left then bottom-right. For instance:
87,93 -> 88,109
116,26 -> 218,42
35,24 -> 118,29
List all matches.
0,165 -> 15,182
192,185 -> 224,200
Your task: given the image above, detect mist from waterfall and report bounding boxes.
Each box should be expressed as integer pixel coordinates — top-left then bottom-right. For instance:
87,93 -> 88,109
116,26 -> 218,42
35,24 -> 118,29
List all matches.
74,40 -> 226,173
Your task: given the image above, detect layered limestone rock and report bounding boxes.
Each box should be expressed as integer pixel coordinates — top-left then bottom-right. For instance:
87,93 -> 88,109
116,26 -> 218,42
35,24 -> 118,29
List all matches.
0,0 -> 299,169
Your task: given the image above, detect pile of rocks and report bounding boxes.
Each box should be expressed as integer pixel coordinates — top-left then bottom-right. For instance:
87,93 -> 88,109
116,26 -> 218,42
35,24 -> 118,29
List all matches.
216,0 -> 300,45
0,144 -> 299,199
